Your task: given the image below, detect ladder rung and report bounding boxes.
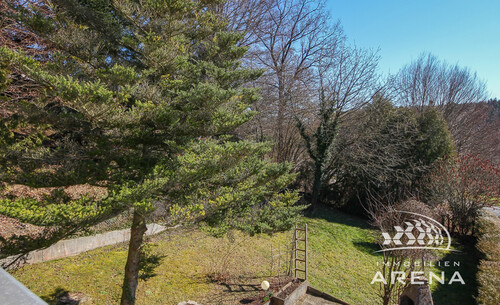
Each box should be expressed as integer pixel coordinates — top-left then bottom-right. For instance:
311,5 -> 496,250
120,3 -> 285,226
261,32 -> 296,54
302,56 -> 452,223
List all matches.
295,238 -> 306,241
295,258 -> 306,262
295,249 -> 306,252
295,269 -> 306,273
295,228 -> 306,231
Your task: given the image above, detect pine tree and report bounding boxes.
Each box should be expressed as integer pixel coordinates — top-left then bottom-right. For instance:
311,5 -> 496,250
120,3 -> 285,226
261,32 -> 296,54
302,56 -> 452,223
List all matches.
0,1 -> 302,304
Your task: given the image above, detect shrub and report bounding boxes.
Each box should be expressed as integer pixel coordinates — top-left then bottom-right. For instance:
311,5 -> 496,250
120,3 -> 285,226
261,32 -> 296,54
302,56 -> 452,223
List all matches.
328,98 -> 454,215
427,155 -> 500,235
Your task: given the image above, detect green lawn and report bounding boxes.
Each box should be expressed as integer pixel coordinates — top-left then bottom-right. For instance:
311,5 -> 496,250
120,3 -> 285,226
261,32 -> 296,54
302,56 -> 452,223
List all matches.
9,208 -> 476,305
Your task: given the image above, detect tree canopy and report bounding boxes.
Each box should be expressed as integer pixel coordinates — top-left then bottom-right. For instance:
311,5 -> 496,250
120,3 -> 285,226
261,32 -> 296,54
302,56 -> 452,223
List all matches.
0,1 -> 303,304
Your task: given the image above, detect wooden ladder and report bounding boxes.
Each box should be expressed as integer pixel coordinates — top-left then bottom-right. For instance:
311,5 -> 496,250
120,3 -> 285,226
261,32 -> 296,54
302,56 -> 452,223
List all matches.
293,224 -> 308,280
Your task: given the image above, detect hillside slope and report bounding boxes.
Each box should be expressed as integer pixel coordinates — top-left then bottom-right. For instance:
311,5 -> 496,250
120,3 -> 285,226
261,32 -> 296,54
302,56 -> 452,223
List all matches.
9,208 -> 473,305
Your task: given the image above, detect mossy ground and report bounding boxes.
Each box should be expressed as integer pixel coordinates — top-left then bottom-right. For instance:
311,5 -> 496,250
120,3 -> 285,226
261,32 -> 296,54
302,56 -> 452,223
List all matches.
10,208 -> 476,305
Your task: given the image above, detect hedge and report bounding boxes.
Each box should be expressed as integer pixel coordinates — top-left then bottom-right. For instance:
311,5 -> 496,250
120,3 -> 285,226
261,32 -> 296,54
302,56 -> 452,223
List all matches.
475,210 -> 500,304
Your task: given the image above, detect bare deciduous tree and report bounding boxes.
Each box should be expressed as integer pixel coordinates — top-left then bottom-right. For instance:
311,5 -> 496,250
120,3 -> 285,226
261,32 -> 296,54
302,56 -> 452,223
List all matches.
393,53 -> 491,156
427,155 -> 500,236
451,100 -> 500,163
232,0 -> 345,164
215,0 -> 270,47
297,45 -> 380,210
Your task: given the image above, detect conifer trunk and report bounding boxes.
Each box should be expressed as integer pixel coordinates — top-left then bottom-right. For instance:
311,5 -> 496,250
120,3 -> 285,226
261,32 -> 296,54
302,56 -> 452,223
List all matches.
121,210 -> 147,305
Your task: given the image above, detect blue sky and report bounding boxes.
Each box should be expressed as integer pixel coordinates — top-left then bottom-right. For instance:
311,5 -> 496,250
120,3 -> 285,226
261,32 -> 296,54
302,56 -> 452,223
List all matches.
326,0 -> 500,98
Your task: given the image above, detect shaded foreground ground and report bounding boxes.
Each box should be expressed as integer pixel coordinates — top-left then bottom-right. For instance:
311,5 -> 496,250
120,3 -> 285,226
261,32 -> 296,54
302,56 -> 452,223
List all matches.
296,293 -> 343,305
9,208 -> 476,305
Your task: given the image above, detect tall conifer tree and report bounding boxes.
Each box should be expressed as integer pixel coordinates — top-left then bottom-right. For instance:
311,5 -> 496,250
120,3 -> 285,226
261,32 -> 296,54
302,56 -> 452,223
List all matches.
0,1 -> 302,303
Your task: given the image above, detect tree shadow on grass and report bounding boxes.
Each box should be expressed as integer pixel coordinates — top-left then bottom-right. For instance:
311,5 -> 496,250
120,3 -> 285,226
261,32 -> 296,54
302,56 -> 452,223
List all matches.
139,251 -> 165,281
352,241 -> 384,256
220,282 -> 261,293
308,205 -> 373,230
431,242 -> 479,305
206,282 -> 263,305
42,287 -> 86,305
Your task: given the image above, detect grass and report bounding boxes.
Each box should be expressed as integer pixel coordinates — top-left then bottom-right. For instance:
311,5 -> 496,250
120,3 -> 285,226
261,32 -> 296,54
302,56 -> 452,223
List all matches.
304,208 -> 381,304
9,207 -> 477,305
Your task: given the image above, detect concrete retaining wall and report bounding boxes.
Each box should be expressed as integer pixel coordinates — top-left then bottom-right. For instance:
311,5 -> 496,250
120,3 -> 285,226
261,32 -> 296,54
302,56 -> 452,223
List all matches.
2,224 -> 166,267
